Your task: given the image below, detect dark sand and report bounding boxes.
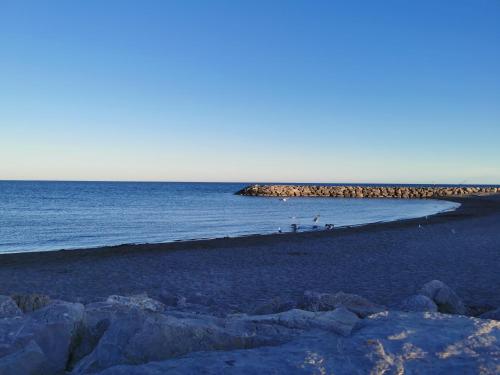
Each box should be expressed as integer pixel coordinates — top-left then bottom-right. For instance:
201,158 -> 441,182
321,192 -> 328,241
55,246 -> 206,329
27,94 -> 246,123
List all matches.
1,194 -> 499,312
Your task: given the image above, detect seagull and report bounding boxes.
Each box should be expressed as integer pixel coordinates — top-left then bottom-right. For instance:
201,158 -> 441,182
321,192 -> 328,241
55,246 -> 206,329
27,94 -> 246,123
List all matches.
281,198 -> 288,202
313,214 -> 320,224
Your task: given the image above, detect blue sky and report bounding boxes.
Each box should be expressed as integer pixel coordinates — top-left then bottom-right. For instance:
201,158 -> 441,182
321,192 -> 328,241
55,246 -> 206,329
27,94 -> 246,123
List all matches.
1,1 -> 499,183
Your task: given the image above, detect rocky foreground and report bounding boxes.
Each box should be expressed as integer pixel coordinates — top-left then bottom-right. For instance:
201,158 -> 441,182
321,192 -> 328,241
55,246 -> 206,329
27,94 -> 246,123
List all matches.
237,184 -> 500,198
1,280 -> 500,374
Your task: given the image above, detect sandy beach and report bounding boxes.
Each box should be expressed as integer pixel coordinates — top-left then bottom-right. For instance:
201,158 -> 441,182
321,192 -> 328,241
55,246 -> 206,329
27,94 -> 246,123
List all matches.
1,194 -> 499,313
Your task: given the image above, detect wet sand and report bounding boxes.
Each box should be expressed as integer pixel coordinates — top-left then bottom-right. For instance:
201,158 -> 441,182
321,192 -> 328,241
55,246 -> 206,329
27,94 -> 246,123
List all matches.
1,194 -> 499,312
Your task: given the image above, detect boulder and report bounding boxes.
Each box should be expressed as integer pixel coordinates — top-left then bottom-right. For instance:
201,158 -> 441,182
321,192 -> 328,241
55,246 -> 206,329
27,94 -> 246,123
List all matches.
252,297 -> 296,315
419,280 -> 466,315
187,292 -> 215,306
158,290 -> 186,307
240,307 -> 360,337
93,311 -> 500,375
11,294 -> 51,313
72,310 -> 287,374
0,340 -> 48,375
0,317 -> 27,359
106,294 -> 165,313
70,301 -> 143,369
74,294 -> 192,368
399,294 -> 438,312
480,308 -> 500,321
0,301 -> 84,374
0,296 -> 22,318
300,291 -> 386,317
318,307 -> 360,336
28,301 -> 85,373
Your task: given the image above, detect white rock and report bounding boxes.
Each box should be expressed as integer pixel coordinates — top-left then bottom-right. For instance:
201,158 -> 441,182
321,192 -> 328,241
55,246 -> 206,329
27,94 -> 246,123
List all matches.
28,301 -> 85,373
419,280 -> 466,314
0,340 -> 48,375
71,309 -> 287,374
0,296 -> 22,318
93,311 -> 500,375
317,307 -> 360,336
158,291 -> 186,307
399,294 -> 438,312
0,301 -> 84,374
252,296 -> 296,315
106,294 -> 165,313
240,307 -> 360,336
480,308 -> 500,321
300,290 -> 386,317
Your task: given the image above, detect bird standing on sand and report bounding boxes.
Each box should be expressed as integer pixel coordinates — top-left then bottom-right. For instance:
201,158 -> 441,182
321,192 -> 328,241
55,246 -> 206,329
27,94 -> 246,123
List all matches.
312,214 -> 321,229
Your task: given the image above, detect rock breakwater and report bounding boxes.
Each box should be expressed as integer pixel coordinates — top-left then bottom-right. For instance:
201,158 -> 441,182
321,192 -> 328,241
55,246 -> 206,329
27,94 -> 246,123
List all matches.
2,280 -> 500,374
236,184 -> 500,199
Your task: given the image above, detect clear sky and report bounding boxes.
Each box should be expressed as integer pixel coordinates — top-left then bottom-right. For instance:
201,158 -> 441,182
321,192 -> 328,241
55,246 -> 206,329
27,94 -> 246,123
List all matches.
1,1 -> 499,184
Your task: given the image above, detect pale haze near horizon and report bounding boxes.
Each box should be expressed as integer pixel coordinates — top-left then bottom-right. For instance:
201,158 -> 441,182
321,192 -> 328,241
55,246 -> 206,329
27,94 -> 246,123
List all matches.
1,1 -> 499,184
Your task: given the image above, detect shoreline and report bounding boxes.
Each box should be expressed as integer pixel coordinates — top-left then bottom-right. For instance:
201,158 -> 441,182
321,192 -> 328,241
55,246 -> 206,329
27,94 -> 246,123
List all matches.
0,197 -> 460,256
1,193 -> 499,311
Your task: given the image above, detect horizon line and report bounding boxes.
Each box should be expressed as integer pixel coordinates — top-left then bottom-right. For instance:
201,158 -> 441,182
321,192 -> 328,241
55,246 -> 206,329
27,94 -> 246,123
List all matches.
0,178 -> 499,186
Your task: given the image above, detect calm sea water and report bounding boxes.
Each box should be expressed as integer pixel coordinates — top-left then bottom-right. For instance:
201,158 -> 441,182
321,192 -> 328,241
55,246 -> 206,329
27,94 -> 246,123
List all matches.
0,181 -> 460,254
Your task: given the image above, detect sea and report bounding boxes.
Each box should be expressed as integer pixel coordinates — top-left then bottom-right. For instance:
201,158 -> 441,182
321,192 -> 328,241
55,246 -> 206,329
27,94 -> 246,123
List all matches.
0,180 -> 461,254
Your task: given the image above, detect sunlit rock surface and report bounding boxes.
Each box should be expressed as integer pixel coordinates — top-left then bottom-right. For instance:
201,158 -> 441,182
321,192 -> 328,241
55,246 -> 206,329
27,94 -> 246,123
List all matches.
95,311 -> 500,375
1,281 -> 500,374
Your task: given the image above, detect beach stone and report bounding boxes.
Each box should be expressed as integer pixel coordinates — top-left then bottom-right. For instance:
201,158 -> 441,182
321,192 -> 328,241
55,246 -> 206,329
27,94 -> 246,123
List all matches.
252,297 -> 296,315
399,294 -> 438,312
0,296 -> 22,318
0,340 -> 48,375
11,294 -> 51,313
187,292 -> 215,306
419,280 -> 466,315
300,291 -> 386,317
480,308 -> 500,320
318,307 -> 360,336
159,290 -> 186,307
106,294 -> 165,313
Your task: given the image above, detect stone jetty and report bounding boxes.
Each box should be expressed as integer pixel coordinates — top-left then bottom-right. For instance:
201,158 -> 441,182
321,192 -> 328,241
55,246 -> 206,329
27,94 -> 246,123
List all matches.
236,184 -> 500,199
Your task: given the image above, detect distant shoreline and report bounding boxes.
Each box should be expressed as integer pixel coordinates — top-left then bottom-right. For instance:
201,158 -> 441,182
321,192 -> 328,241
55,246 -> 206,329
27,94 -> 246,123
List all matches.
2,179 -> 500,186
0,194 -> 473,259
0,197 -> 459,256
